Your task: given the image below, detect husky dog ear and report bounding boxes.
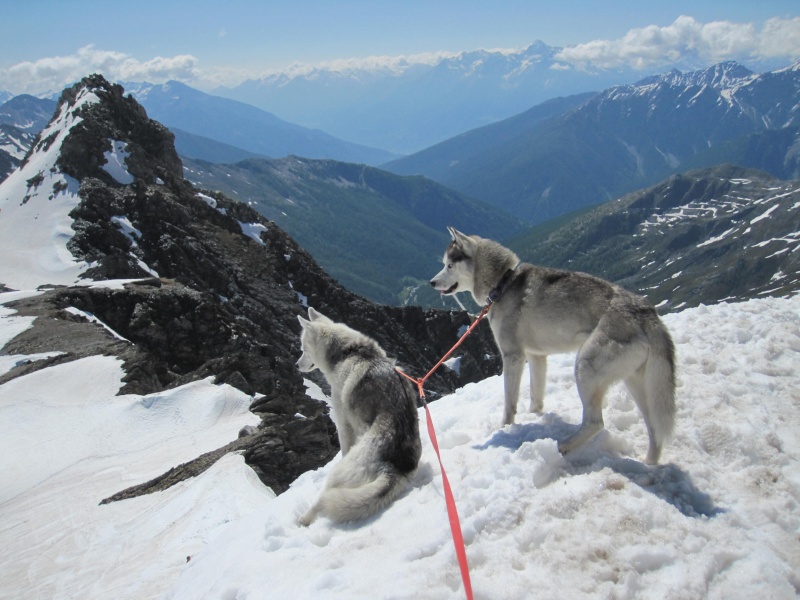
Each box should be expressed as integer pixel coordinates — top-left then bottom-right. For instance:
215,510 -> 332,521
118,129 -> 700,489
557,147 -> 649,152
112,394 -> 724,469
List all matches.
446,227 -> 475,258
297,315 -> 311,329
308,307 -> 332,323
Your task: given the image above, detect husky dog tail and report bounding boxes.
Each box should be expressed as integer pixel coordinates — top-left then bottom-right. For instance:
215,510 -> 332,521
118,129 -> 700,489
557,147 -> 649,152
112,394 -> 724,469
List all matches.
298,419 -> 416,525
314,468 -> 410,524
640,323 -> 677,464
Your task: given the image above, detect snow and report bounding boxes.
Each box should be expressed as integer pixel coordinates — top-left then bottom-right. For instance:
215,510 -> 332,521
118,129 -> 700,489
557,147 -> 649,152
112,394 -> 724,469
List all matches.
102,139 -> 135,184
111,215 -> 142,246
0,293 -> 798,599
0,88 -> 100,289
0,343 -> 261,599
196,191 -> 215,207
239,221 -> 268,245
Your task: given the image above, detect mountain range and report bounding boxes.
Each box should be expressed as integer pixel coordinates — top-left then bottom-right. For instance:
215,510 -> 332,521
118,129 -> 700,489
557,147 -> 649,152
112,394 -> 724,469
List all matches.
0,87 -> 522,306
213,41 -> 700,154
508,164 -> 800,311
1,61 -> 798,310
123,80 -> 398,165
385,61 -> 800,225
0,94 -> 57,179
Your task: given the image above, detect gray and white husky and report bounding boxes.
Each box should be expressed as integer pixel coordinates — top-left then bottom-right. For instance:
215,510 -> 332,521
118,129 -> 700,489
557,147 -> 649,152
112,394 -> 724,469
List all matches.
295,307 -> 422,525
431,227 -> 676,464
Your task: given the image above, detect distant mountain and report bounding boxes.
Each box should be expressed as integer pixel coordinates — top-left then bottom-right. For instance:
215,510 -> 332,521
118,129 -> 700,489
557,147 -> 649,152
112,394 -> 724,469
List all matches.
0,95 -> 58,179
386,61 -> 800,225
216,41 -> 640,154
507,164 -> 800,311
679,126 -> 800,180
171,127 -> 268,163
0,94 -> 266,182
124,80 -> 399,165
0,94 -> 57,131
182,156 -> 525,305
0,124 -> 36,180
0,91 -> 12,104
381,93 -> 596,190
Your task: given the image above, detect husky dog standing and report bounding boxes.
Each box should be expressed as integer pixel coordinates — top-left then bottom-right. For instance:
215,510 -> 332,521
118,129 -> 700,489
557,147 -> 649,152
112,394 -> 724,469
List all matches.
431,227 -> 676,464
295,307 -> 422,525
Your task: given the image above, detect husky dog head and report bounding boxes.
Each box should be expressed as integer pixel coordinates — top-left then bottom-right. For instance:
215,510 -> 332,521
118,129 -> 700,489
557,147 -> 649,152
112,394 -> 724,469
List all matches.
430,227 -> 478,297
431,226 -> 521,305
296,307 -> 333,373
296,307 -> 386,374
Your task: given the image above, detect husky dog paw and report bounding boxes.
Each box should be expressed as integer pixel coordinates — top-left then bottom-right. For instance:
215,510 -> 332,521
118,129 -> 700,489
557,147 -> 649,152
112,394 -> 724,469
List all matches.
296,501 -> 320,527
297,512 -> 315,527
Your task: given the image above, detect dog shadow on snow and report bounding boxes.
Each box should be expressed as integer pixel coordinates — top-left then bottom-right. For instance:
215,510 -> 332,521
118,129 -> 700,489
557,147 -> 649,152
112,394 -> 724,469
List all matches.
474,417 -> 723,519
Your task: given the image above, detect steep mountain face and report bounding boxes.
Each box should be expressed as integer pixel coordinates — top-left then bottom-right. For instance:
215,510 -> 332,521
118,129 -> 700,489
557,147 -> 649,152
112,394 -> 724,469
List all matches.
182,155 -> 524,305
386,61 -> 800,225
381,93 -> 597,191
0,75 -> 501,497
124,81 -> 398,165
217,41 -> 638,154
508,164 -> 800,311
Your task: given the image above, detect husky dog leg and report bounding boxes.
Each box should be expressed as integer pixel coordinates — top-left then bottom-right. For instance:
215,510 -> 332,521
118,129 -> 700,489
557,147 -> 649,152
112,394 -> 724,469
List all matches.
527,354 -> 547,413
501,352 -> 525,425
560,316 -> 650,455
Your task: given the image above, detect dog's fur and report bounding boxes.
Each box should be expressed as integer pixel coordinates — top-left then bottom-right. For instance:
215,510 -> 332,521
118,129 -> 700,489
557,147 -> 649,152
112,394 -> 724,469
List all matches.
431,227 -> 676,464
295,308 -> 421,525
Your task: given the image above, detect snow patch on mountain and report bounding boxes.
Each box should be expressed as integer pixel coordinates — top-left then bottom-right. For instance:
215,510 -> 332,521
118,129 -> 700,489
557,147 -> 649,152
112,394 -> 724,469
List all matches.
102,139 -> 135,184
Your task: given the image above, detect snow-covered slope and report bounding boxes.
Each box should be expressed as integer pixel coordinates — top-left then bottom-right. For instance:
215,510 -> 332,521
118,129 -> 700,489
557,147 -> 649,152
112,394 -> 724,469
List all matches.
1,293 -> 798,599
0,292 -> 262,598
0,88 -> 99,289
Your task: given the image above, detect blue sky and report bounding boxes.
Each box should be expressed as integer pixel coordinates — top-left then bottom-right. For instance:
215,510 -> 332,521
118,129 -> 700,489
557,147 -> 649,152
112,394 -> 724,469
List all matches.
1,0 -> 799,94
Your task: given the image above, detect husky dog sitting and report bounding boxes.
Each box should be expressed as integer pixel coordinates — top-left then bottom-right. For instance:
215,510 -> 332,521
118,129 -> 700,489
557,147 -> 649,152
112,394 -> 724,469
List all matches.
431,227 -> 676,464
295,307 -> 421,525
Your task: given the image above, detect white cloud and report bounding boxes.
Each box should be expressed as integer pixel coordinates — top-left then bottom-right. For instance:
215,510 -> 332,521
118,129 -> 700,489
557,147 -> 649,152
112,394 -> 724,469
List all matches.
268,50 -> 460,79
0,45 -> 200,95
0,45 -> 457,94
555,16 -> 800,71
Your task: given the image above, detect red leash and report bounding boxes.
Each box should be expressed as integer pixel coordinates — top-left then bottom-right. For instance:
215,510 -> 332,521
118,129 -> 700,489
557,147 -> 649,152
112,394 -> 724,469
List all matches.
396,304 -> 491,600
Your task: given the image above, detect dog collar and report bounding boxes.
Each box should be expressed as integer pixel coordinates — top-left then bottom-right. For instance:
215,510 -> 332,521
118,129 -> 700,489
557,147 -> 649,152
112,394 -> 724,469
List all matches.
486,262 -> 520,305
